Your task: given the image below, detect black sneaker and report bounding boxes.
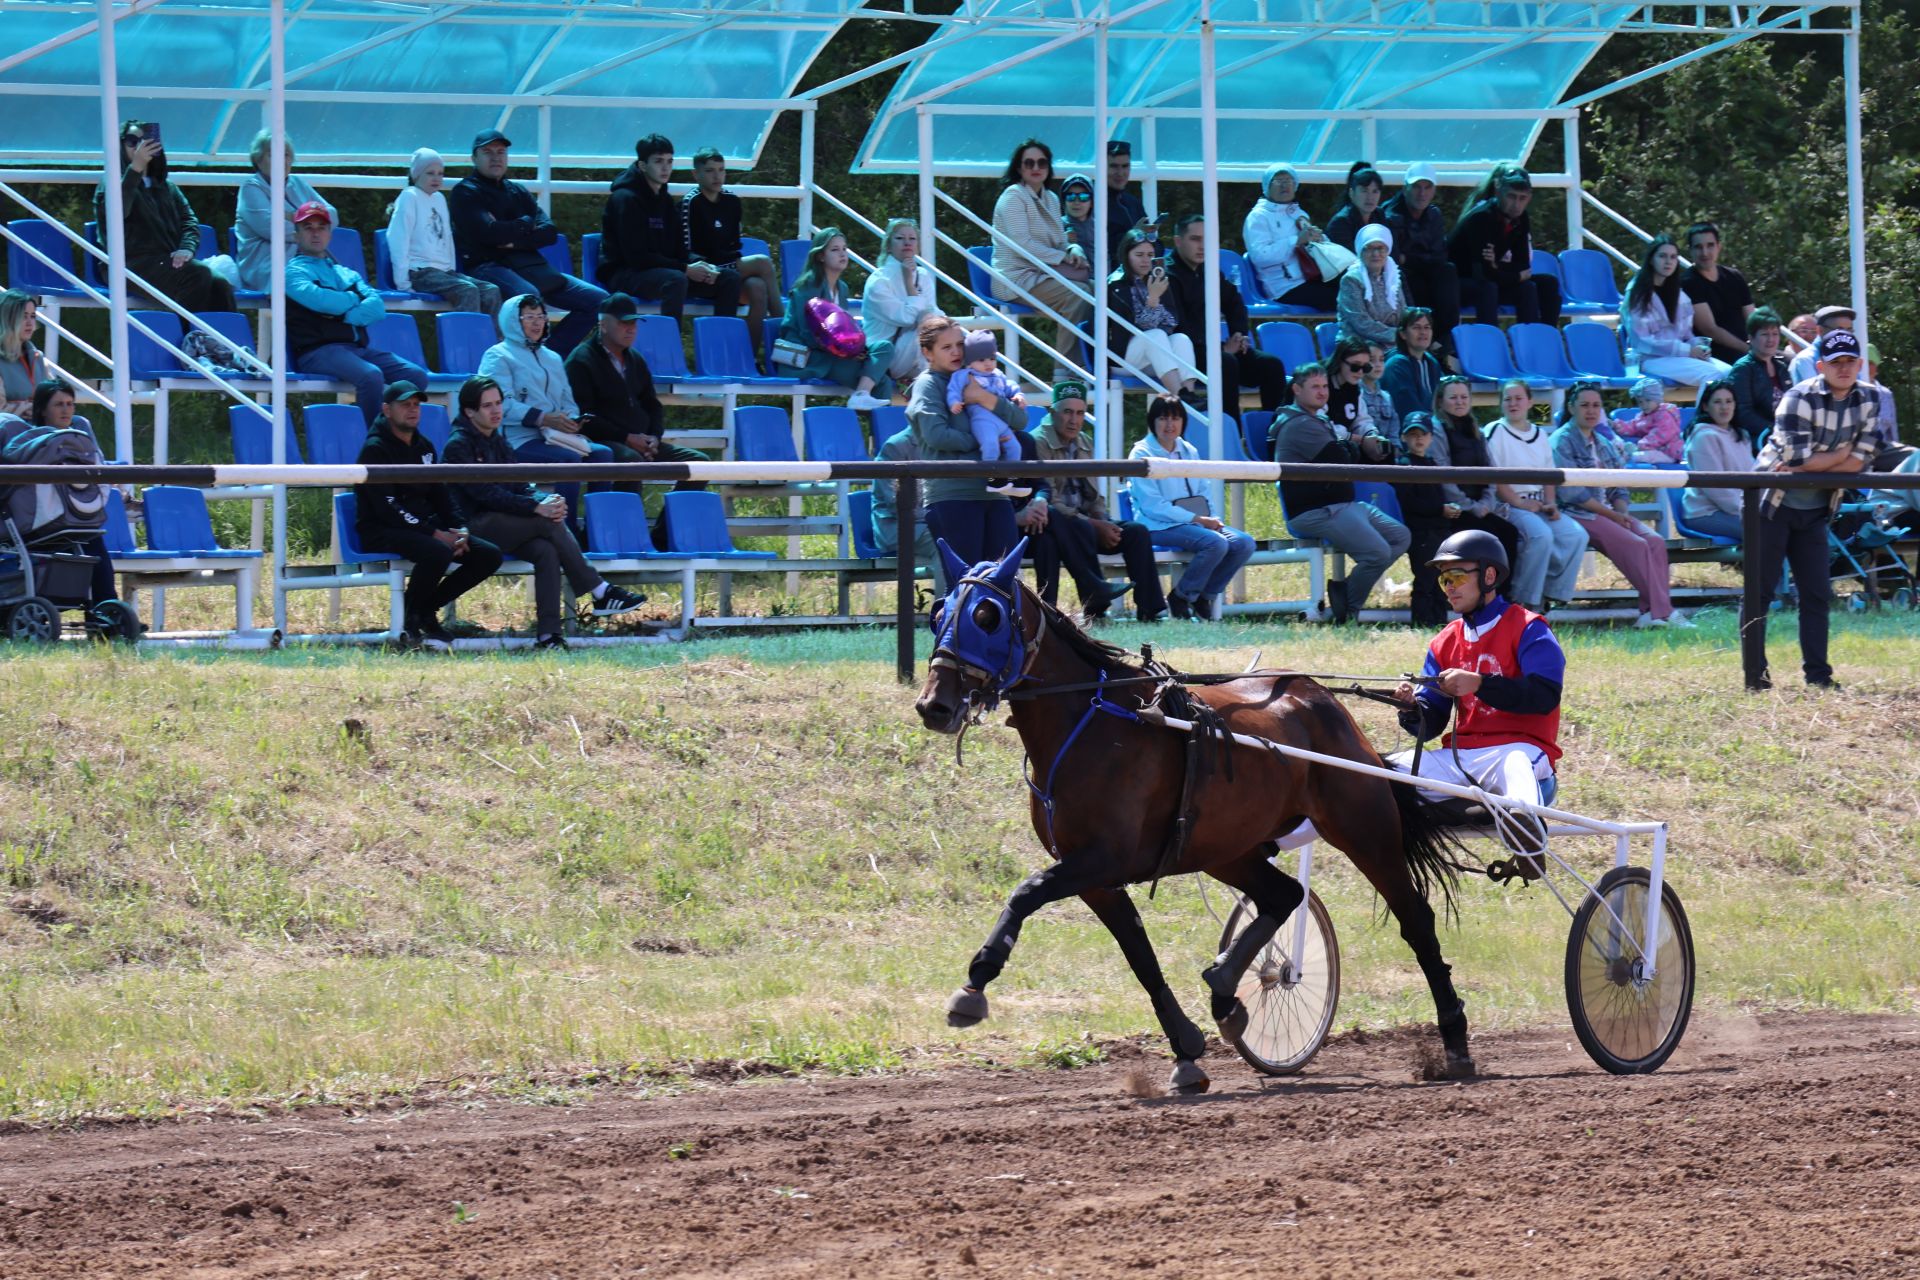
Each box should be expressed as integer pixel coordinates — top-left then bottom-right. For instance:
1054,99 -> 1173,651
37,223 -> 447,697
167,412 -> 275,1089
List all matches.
1193,592 -> 1218,621
533,634 -> 570,651
591,584 -> 647,617
412,615 -> 455,653
1166,592 -> 1194,620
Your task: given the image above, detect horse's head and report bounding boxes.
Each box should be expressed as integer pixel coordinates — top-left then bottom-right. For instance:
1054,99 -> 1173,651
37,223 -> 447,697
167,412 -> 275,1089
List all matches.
915,536 -> 1039,734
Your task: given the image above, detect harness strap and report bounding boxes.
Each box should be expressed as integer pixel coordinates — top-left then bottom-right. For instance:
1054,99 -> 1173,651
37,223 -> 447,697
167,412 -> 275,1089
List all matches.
1023,672 -> 1140,858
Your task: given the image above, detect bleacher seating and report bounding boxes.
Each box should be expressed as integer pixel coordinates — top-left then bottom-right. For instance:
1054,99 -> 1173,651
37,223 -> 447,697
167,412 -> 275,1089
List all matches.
103,488 -> 262,632
1256,321 -> 1319,374
582,491 -> 661,560
371,229 -> 441,303
966,246 -> 1034,317
1241,409 -> 1275,462
434,311 -> 498,378
368,312 -> 461,388
802,406 -> 870,463
305,403 -> 366,465
417,402 -> 452,456
779,239 -> 810,293
7,219 -> 89,299
541,235 -> 573,276
327,228 -> 369,280
1452,323 -> 1551,393
1563,321 -> 1636,389
229,404 -> 305,465
693,316 -> 790,386
1314,322 -> 1339,361
662,490 -> 778,559
1508,322 -> 1585,390
1557,249 -> 1622,314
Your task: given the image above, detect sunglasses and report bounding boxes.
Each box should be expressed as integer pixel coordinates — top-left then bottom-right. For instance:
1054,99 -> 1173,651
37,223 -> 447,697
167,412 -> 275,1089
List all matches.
1436,568 -> 1478,590
1345,361 -> 1373,374
1020,157 -> 1050,169
1064,192 -> 1091,202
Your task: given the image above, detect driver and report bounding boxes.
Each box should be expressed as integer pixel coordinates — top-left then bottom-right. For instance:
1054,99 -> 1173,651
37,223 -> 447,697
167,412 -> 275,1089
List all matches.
1392,529 -> 1565,864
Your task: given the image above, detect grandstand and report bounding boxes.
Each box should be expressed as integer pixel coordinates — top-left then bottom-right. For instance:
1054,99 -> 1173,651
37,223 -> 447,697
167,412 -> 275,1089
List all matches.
0,0 -> 1879,643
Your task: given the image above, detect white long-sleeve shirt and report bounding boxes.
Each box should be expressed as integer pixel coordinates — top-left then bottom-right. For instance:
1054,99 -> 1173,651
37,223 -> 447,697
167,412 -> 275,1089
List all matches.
1625,288 -> 1701,361
385,185 -> 457,289
861,257 -> 937,349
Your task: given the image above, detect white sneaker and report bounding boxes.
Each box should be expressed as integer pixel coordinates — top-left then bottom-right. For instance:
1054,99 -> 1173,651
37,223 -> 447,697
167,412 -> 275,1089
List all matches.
845,391 -> 887,412
1664,611 -> 1697,629
1634,611 -> 1666,629
985,482 -> 1034,498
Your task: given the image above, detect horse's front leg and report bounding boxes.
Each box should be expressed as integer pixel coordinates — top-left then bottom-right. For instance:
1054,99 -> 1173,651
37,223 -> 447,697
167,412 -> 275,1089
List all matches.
945,858 -> 1110,1027
1201,848 -> 1306,1040
1080,886 -> 1212,1095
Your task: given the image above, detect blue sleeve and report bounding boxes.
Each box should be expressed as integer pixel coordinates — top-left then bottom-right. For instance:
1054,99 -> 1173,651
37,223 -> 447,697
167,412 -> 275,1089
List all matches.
1515,617 -> 1566,685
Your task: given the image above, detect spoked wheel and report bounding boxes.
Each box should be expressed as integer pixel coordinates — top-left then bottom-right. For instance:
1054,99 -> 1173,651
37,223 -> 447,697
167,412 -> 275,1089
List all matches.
88,599 -> 142,642
1216,889 -> 1340,1075
4,596 -> 63,642
1564,865 -> 1695,1074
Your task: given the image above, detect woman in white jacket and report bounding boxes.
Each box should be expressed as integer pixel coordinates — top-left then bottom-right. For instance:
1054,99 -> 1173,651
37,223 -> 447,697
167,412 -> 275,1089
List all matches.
1623,236 -> 1731,392
476,294 -> 610,530
1242,163 -> 1339,311
386,148 -> 500,313
861,219 -> 938,382
989,138 -> 1091,373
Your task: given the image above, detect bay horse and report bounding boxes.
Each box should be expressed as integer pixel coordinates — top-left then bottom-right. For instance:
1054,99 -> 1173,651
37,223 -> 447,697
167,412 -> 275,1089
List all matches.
914,538 -> 1475,1093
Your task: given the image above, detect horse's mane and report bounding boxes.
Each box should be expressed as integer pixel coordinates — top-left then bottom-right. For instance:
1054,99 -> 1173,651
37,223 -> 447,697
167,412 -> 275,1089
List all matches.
1029,588 -> 1150,679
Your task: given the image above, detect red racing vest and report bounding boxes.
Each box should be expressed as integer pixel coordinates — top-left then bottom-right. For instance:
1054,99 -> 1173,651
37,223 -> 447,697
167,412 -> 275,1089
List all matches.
1431,603 -> 1562,763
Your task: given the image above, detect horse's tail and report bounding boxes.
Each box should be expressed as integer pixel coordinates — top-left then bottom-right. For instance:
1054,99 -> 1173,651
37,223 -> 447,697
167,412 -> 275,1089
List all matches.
1390,777 -> 1473,923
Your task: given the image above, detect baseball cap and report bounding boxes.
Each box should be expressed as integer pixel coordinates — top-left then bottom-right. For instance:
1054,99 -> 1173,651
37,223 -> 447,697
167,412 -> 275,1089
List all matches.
1496,167 -> 1532,191
1398,412 -> 1433,436
1051,379 -> 1089,405
1817,329 -> 1862,361
599,292 -> 643,321
1106,140 -> 1132,157
291,201 -> 331,225
382,379 -> 429,403
471,129 -> 512,152
1404,162 -> 1438,188
1814,304 -> 1856,325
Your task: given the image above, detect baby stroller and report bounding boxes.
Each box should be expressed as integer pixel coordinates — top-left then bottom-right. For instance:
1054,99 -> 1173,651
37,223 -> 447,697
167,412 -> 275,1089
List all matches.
0,416 -> 140,641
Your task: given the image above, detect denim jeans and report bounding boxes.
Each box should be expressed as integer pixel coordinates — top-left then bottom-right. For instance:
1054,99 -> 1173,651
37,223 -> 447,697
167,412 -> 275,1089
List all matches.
1503,504 -> 1589,608
469,261 -> 607,354
294,342 -> 430,425
1148,520 -> 1256,600
1284,500 -> 1412,610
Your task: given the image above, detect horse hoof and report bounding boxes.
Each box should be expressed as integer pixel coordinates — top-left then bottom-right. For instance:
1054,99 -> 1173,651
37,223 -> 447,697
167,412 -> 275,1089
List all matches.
1167,1059 -> 1211,1095
1215,1000 -> 1249,1042
1443,1054 -> 1478,1080
945,987 -> 989,1028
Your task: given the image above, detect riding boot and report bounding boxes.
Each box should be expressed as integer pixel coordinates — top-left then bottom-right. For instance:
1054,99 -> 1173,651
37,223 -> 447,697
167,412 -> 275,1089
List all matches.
1325,578 -> 1351,624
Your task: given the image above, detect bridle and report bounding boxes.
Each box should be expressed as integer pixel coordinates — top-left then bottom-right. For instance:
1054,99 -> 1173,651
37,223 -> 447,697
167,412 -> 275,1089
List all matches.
928,566 -> 1046,722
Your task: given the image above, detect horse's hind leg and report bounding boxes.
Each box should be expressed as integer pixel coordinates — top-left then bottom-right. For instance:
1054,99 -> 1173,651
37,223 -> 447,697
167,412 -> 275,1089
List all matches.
1079,887 -> 1211,1094
1201,849 -> 1306,1039
946,858 -> 1109,1028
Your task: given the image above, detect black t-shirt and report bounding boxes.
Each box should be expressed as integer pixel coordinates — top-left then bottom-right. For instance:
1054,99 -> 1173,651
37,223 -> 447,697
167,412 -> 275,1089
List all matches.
682,190 -> 745,265
1679,264 -> 1753,364
1328,380 -> 1363,435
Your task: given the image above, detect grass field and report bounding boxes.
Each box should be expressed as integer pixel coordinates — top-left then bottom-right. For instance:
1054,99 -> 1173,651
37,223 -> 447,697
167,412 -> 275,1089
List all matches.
2,610 -> 1917,1123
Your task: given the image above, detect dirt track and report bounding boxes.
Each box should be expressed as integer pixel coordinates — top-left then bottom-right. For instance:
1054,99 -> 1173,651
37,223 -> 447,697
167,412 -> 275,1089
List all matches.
4,1012 -> 1919,1279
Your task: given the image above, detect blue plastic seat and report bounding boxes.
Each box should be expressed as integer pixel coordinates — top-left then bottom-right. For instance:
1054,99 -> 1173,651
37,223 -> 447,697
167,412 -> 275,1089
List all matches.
325,227 -> 368,280
740,235 -> 772,264
869,403 -> 909,442
229,404 -> 305,464
1314,321 -> 1339,361
1558,250 -> 1622,312
333,493 -> 394,561
1664,488 -> 1738,546
1182,412 -> 1247,462
541,234 -> 573,276
802,405 -> 869,463
1255,321 -> 1317,373
143,487 -> 260,557
365,312 -> 459,387
1241,409 -> 1275,462
305,402 -> 367,465
846,488 -> 883,560
434,311 -> 498,377
1353,479 -> 1403,523
194,224 -> 220,259
1452,323 -> 1550,392
968,246 -> 1034,315
7,219 -> 90,298
733,404 -> 799,464
1508,322 -> 1584,388
126,310 -> 184,378
692,316 -> 788,384
370,229 -> 442,301
779,238 -> 809,292
662,489 -> 776,558
581,491 -> 661,559
1564,322 -> 1635,388
1529,249 -> 1561,281
416,402 -> 451,457
581,232 -> 603,287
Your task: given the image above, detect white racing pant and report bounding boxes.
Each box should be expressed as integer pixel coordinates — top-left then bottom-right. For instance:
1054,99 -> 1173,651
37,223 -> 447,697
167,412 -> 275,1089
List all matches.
1277,742 -> 1553,850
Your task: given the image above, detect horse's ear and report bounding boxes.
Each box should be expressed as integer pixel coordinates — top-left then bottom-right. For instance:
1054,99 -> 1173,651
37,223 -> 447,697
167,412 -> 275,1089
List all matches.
989,537 -> 1028,592
935,537 -> 970,588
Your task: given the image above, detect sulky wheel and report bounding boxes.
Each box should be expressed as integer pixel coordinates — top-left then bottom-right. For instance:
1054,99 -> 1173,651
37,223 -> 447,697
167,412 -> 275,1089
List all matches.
4,596 -> 63,643
1216,889 -> 1340,1075
1564,865 -> 1695,1074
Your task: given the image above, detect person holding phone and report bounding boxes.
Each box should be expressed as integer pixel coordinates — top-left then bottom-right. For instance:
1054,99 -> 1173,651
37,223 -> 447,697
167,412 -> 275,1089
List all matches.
1446,165 -> 1557,325
1105,229 -> 1197,399
94,119 -> 234,312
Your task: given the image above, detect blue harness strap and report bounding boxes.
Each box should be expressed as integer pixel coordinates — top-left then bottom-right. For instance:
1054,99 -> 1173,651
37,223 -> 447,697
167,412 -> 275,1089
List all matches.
1023,671 -> 1142,857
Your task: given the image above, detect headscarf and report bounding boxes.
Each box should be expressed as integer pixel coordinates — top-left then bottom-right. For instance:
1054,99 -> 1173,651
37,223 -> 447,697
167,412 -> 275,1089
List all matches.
1353,223 -> 1401,308
409,148 -> 443,184
1260,163 -> 1300,210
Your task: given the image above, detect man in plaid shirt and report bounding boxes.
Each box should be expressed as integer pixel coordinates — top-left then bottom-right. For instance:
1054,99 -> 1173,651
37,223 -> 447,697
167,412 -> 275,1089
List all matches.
1740,328 -> 1893,690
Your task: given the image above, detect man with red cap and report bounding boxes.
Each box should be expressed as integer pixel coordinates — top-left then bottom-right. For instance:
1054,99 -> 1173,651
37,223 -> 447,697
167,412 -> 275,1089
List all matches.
284,201 -> 429,424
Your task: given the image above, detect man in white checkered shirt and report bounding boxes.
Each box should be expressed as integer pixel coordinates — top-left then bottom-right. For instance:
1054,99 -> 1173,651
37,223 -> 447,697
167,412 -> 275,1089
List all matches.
1740,327 -> 1895,691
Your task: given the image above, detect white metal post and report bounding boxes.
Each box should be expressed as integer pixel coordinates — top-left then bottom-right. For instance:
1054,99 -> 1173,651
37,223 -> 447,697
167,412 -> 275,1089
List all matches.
1092,11 -> 1111,465
1843,26 -> 1867,347
270,0 -> 289,636
1360,115 -> 1378,164
1141,115 -> 1159,225
94,0 -> 133,463
536,105 -> 553,210
1199,0 -> 1224,473
798,106 -> 816,238
917,107 -> 935,298
1563,113 -> 1584,251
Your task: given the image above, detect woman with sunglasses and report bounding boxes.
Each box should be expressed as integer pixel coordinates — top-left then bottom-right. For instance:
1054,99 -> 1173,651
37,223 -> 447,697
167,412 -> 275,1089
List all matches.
1325,335 -> 1379,436
1551,382 -> 1690,628
1482,378 -> 1588,612
1058,174 -> 1096,260
989,139 -> 1091,375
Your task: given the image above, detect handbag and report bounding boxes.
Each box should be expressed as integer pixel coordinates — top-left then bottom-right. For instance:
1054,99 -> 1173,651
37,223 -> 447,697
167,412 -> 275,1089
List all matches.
770,337 -> 810,369
1173,495 -> 1211,518
1306,240 -> 1358,280
540,426 -> 593,457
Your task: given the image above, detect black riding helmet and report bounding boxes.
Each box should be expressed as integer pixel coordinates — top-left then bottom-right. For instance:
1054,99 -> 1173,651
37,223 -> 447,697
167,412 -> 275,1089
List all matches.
1428,528 -> 1509,589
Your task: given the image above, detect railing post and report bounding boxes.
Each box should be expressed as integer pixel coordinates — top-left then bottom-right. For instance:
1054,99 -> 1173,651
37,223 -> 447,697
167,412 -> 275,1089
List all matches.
270,0 -> 289,635
1562,113 -> 1584,251
799,106 -> 817,238
917,107 -> 935,302
94,0 -> 133,463
537,105 -> 553,211
896,476 -> 918,683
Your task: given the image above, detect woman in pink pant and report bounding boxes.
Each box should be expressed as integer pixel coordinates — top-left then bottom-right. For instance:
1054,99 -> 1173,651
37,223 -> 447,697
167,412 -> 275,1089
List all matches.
1549,382 -> 1694,629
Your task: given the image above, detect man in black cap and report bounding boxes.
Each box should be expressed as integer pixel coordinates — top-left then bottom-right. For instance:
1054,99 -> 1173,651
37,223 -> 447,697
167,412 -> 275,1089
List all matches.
1741,328 -> 1893,691
1446,166 -> 1559,325
353,380 -> 505,651
1103,140 -> 1154,268
563,292 -> 710,548
447,129 -> 606,354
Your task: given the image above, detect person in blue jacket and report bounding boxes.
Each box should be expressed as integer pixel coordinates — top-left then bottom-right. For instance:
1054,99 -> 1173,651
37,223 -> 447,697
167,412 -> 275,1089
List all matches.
285,202 -> 428,424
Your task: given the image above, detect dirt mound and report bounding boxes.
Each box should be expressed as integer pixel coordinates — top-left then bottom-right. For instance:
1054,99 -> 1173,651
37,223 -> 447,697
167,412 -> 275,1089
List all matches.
4,1012 -> 1919,1278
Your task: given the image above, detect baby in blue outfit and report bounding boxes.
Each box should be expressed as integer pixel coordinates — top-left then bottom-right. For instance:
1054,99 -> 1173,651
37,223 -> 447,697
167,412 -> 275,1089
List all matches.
946,329 -> 1028,496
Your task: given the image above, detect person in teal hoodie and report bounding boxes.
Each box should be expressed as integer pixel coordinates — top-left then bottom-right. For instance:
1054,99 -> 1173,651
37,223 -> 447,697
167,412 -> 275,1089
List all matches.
285,202 -> 427,424
777,227 -> 892,411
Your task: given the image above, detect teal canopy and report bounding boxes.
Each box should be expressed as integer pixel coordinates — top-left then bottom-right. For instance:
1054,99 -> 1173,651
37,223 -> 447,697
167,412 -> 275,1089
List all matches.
0,0 -> 849,168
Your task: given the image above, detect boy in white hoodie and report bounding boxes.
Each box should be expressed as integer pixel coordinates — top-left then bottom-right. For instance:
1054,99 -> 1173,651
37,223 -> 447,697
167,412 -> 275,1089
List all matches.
387,148 -> 501,313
